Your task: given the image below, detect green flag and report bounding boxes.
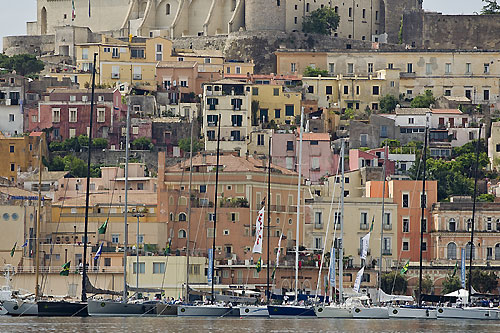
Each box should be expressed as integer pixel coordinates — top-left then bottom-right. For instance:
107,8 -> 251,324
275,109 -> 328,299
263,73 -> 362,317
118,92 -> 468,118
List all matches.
370,216 -> 375,232
256,257 -> 262,273
60,261 -> 71,276
271,266 -> 276,280
164,239 -> 171,256
10,242 -> 16,257
452,261 -> 458,277
98,219 -> 108,234
400,259 -> 410,275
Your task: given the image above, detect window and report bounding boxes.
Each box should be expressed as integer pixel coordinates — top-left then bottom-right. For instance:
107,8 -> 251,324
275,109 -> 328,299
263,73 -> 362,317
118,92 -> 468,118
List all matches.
422,218 -> 427,233
97,108 -> 105,122
372,86 -> 380,95
447,242 -> 457,259
235,66 -> 241,74
231,114 -> 242,127
368,63 -> 373,73
444,89 -> 451,96
9,145 -> 14,153
465,243 -> 475,260
156,44 -> 163,61
291,63 -> 296,72
347,63 -> 354,74
329,63 -> 335,73
314,237 -> 322,249
112,234 -> 119,244
422,241 -> 427,251
112,48 -> 119,58
465,89 -> 472,99
372,103 -> 379,111
153,262 -> 166,274
310,140 -> 319,146
484,63 -> 490,74
199,185 -> 207,193
230,130 -> 241,141
343,85 -> 349,94
311,157 -> 320,170
231,212 -> 238,222
69,108 -> 77,123
10,163 -> 15,172
204,58 -> 211,64
178,229 -> 187,239
445,63 -> 452,74
82,48 -> 89,60
179,213 -> 187,221
407,63 -> 413,73
466,63 -> 472,74
360,134 -> 367,147
448,218 -> 456,232
348,7 -> 352,17
252,87 -> 259,95
69,128 -> 76,138
484,89 -> 490,101
273,88 -> 280,96
285,105 -> 294,116
402,193 -> 409,208
137,234 -> 144,244
496,244 -> 500,260
112,66 -> 120,79
360,212 -> 368,228
402,218 -> 409,233
286,141 -> 294,151
231,98 -> 242,110
52,108 -> 60,123
8,113 -> 14,122
166,4 -> 171,15
325,86 -> 333,95
383,238 -> 391,255
403,241 -> 409,251
207,114 -> 218,126
275,109 -> 281,118
257,134 -> 265,146
130,48 -> 145,58
132,262 -> 145,274
426,63 -> 432,75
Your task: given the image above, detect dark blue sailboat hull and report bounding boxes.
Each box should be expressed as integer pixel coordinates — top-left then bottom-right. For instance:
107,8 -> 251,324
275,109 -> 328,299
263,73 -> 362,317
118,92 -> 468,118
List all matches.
267,305 -> 316,317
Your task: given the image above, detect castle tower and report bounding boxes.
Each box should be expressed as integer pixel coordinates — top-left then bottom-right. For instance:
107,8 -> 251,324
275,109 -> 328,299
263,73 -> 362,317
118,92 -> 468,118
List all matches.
382,0 -> 422,44
245,0 -> 286,32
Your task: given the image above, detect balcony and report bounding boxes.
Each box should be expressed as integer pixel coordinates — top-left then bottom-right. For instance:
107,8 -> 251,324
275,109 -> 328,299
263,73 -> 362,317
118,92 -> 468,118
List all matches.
112,73 -> 120,79
400,72 -> 416,78
383,224 -> 393,231
382,249 -> 392,255
314,223 -> 323,230
360,223 -> 369,230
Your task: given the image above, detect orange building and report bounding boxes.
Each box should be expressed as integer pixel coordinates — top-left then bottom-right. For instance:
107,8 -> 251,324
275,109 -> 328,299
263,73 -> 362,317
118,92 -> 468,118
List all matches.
367,179 -> 438,263
158,152 -> 306,284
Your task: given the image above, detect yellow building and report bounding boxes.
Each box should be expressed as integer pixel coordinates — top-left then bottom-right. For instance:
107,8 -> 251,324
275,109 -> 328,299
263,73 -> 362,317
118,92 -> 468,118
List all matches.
224,61 -> 255,76
75,35 -> 174,87
251,84 -> 302,125
0,132 -> 47,182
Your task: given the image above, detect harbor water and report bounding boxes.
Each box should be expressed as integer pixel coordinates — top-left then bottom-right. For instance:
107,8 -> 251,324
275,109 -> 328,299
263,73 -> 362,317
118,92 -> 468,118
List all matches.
0,317 -> 499,332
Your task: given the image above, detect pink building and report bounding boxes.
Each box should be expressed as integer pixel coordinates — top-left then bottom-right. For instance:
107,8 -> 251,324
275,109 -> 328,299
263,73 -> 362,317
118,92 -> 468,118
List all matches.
27,88 -> 121,144
271,132 -> 296,171
349,148 -> 395,175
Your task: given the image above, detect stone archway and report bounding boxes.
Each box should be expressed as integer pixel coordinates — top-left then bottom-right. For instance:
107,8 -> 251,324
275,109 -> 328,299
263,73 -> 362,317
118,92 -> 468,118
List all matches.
41,7 -> 47,35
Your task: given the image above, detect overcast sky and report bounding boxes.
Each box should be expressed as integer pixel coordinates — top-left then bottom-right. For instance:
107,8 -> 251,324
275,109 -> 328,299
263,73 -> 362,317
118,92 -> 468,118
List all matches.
0,0 -> 486,51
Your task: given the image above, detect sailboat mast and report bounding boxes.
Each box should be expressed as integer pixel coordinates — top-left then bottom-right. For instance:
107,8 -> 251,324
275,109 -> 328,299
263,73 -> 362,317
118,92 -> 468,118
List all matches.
468,125 -> 482,304
377,144 -> 387,302
339,139 -> 345,304
418,128 -> 428,307
211,115 -> 221,303
266,136 -> 272,303
81,52 -> 97,302
34,136 -> 43,301
186,117 -> 195,302
123,88 -> 131,302
294,108 -> 304,304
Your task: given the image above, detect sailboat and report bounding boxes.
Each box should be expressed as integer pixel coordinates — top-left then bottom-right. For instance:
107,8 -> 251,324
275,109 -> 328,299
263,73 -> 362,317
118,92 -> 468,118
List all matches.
268,109 -> 315,318
388,128 -> 436,319
177,116 -> 238,317
436,126 -> 498,320
37,54 -> 103,318
314,138 -> 352,319
3,135 -> 45,316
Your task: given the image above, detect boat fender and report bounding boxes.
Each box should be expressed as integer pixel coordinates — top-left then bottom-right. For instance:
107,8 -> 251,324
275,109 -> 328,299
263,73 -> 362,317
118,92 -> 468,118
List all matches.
355,308 -> 361,313
181,308 -> 186,313
100,302 -> 106,308
317,308 -> 323,313
438,308 -> 443,313
245,308 -> 250,313
426,309 -> 429,316
392,309 -> 398,314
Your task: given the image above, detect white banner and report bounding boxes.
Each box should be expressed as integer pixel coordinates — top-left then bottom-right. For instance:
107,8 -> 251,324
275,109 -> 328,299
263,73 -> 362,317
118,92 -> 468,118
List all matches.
252,207 -> 265,254
360,232 -> 371,260
276,232 -> 283,266
353,266 -> 365,293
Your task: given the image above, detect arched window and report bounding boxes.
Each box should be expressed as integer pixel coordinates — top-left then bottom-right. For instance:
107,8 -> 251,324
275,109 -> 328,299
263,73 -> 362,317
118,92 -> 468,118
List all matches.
179,213 -> 187,221
447,242 -> 457,260
497,219 -> 500,232
466,218 -> 473,232
178,229 -> 186,239
168,195 -> 174,205
465,243 -> 475,260
448,218 -> 456,232
288,218 -> 293,225
178,196 -> 187,205
169,212 -> 174,221
276,218 -> 280,225
495,244 -> 500,260
166,4 -> 170,15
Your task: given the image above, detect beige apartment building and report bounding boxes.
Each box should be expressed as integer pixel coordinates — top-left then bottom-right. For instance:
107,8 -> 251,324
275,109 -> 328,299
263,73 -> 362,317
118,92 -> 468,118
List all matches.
277,50 -> 500,109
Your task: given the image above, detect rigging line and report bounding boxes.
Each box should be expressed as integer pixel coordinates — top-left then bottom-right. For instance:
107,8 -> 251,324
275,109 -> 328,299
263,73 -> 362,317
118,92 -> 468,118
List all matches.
314,153 -> 342,301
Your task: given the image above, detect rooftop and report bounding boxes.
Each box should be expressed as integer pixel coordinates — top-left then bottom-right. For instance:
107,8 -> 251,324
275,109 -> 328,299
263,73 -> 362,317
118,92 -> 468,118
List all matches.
54,191 -> 157,207
430,109 -> 462,114
300,132 -> 330,141
395,108 -> 430,115
156,61 -> 197,69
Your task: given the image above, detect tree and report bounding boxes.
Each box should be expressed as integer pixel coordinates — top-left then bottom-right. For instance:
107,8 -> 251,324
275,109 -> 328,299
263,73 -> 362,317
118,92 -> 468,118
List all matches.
468,269 -> 498,293
302,7 -> 340,35
410,90 -> 436,108
78,135 -> 90,148
381,271 -> 408,295
421,275 -> 434,294
63,155 -> 87,177
49,141 -> 64,152
92,138 -> 109,149
481,0 -> 500,14
178,137 -> 201,153
379,95 -> 399,113
478,194 -> 495,202
442,274 -> 461,294
131,137 -> 153,150
0,54 -> 44,76
380,139 -> 401,148
62,137 -> 81,152
48,155 -> 65,171
303,66 -> 329,77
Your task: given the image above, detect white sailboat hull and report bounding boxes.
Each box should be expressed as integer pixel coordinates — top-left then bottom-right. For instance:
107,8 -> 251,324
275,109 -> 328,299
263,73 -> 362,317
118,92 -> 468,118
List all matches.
2,300 -> 38,316
437,307 -> 499,320
177,305 -> 240,317
352,306 -> 389,319
314,305 -> 353,318
388,306 -> 436,319
239,305 -> 269,317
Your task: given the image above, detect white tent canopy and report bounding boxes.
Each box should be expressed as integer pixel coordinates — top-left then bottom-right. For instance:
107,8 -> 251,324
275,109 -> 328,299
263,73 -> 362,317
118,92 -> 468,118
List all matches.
444,288 -> 477,298
377,288 -> 414,303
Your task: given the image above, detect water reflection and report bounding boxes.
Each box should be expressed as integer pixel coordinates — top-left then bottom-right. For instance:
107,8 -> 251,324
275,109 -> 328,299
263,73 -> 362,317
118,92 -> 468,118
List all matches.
0,317 -> 498,333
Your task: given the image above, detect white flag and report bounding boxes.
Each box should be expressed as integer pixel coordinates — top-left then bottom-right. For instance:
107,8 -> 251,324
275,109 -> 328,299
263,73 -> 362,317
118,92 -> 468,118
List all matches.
353,266 -> 365,293
360,232 -> 371,260
252,207 -> 265,254
276,232 -> 283,266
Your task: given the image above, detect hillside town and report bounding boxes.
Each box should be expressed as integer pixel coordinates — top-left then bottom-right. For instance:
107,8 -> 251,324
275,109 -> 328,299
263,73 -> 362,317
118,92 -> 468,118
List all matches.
1,0 -> 500,320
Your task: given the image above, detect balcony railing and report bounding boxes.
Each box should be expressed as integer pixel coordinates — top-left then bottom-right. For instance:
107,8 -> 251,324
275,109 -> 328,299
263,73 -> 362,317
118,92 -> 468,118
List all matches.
360,223 -> 369,230
8,265 -> 124,274
383,224 -> 393,231
382,249 -> 392,255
